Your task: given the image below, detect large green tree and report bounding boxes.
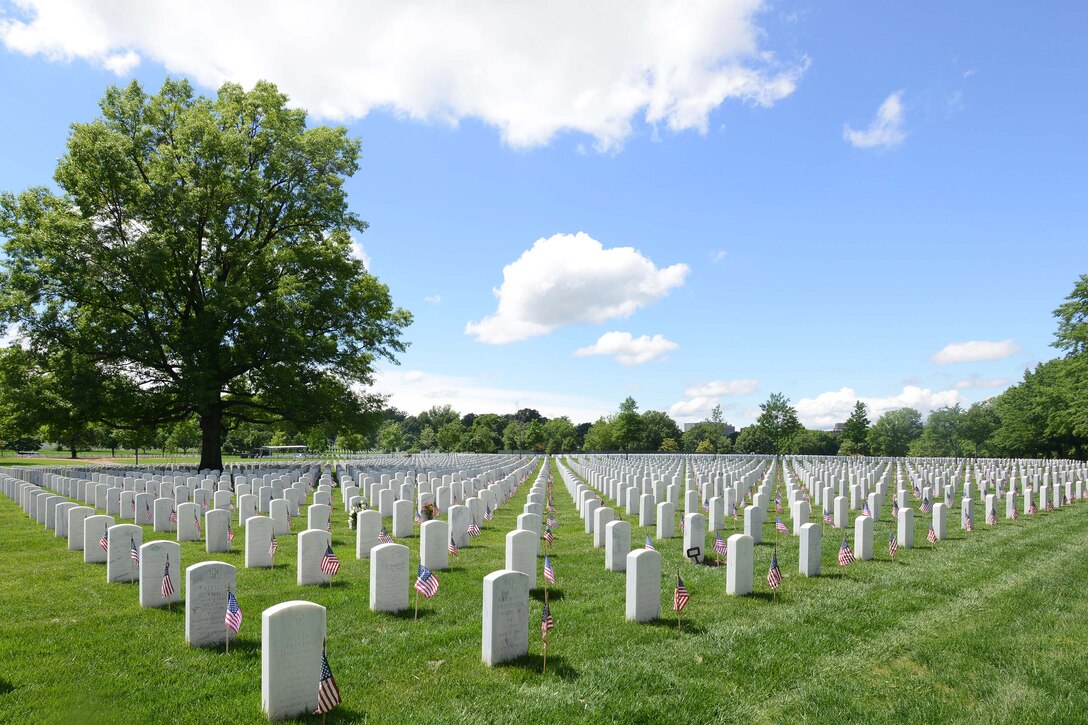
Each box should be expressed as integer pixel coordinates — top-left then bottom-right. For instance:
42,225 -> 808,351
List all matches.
867,408 -> 923,457
640,410 -> 682,452
841,400 -> 870,453
755,392 -> 802,453
0,79 -> 410,469
612,397 -> 643,452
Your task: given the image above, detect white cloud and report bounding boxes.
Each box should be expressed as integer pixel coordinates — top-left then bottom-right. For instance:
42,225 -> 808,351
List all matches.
952,377 -> 1011,391
573,331 -> 678,365
465,232 -> 688,344
931,339 -> 1019,365
371,369 -> 611,422
423,295 -> 442,304
0,323 -> 23,348
711,250 -> 728,263
683,378 -> 758,398
0,0 -> 806,151
669,378 -> 758,422
843,91 -> 906,149
794,385 -> 963,429
348,236 -> 371,271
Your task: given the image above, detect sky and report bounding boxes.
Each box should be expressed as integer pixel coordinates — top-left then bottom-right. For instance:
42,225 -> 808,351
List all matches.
0,1 -> 1085,429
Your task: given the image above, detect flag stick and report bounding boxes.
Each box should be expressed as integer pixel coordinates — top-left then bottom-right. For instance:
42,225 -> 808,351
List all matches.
225,625 -> 229,654
542,589 -> 549,675
414,588 -> 419,621
676,568 -> 682,633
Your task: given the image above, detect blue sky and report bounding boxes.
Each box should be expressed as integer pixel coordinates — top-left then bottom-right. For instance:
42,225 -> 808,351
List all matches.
1,1 -> 1084,428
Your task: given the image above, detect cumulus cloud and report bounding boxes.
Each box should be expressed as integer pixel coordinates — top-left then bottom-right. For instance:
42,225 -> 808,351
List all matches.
794,385 -> 962,429
371,369 -> 611,422
711,250 -> 728,263
573,331 -> 678,365
668,378 -> 758,421
465,232 -> 688,344
348,236 -> 371,271
423,295 -> 442,304
931,339 -> 1019,365
684,379 -> 758,398
952,377 -> 1012,391
843,91 -> 906,149
0,0 -> 806,151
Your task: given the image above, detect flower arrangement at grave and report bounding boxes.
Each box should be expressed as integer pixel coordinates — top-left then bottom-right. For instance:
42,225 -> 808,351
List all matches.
420,502 -> 439,521
348,501 -> 365,530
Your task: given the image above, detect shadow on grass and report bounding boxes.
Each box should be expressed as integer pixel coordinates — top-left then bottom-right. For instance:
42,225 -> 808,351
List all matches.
640,617 -> 707,635
531,588 -> 565,602
0,678 -> 13,696
387,607 -> 437,621
498,653 -> 579,680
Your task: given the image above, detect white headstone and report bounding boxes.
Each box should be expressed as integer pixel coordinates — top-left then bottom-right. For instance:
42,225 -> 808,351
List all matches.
420,519 -> 450,571
626,548 -> 662,622
505,529 -> 538,589
605,520 -> 632,572
106,523 -> 142,582
726,533 -> 754,596
297,529 -> 334,586
482,569 -> 529,667
799,523 -> 821,576
185,561 -> 237,647
139,540 -> 181,607
261,600 -> 326,720
369,542 -> 409,612
246,516 -> 275,568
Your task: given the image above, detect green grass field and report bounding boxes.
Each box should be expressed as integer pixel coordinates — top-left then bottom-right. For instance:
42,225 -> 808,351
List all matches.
1,458 -> 1087,724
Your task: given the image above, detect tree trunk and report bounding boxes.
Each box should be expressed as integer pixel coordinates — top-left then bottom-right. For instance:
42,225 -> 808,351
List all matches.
70,441 -> 77,459
199,408 -> 225,470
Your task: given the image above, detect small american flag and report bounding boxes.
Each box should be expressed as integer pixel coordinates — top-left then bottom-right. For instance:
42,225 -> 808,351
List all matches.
99,527 -> 109,552
314,645 -> 341,715
645,536 -> 656,552
767,553 -> 782,590
194,514 -> 202,533
413,510 -> 422,524
1045,499 -> 1053,513
1012,505 -> 1020,521
161,561 -> 174,599
547,514 -> 558,529
543,526 -> 553,545
320,544 -> 340,576
838,537 -> 855,567
130,500 -> 136,512
541,602 -> 555,641
414,564 -> 439,598
170,508 -> 178,523
732,504 -> 738,521
775,517 -> 789,534
965,515 -> 974,532
891,500 -> 900,519
889,532 -> 898,558
225,590 -> 242,633
325,516 -> 331,533
268,533 -> 278,558
130,538 -> 140,565
145,503 -> 152,523
378,526 -> 393,544
1029,502 -> 1038,516
987,508 -> 997,526
861,502 -> 871,518
484,506 -> 493,521
713,533 -> 727,556
673,574 -> 689,613
467,521 -> 481,538
927,527 -> 937,544
543,555 -> 556,584
227,523 -> 235,542
920,497 -> 932,513
823,509 -> 834,525
679,516 -> 686,535
448,536 -> 459,557
202,499 -> 209,512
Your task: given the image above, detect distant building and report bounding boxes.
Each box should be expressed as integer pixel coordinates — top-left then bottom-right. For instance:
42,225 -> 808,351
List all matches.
832,422 -> 846,433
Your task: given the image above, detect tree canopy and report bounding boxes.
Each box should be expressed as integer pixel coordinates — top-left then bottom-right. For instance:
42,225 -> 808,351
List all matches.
0,79 -> 411,468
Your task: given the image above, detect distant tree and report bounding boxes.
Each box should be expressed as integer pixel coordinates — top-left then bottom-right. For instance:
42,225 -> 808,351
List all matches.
710,404 -> 724,425
582,417 -> 616,451
838,439 -> 864,456
613,397 -> 643,452
436,420 -> 465,452
640,410 -> 682,452
165,418 -> 201,453
378,421 -> 406,453
337,431 -> 365,452
755,392 -> 802,453
911,405 -> 965,457
786,429 -> 839,456
735,425 -> 777,454
502,421 -> 523,451
695,439 -> 715,453
959,401 -> 999,456
659,437 -> 680,453
524,419 -> 546,451
867,408 -> 923,457
417,405 -> 460,431
514,408 -> 546,424
461,413 -> 477,428
841,401 -> 870,453
418,426 -> 436,451
574,422 -> 593,449
681,422 -> 727,453
542,417 -> 578,453
1052,273 -> 1088,355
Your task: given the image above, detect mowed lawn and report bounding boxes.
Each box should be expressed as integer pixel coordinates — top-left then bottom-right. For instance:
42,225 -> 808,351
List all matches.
2,458 -> 1088,724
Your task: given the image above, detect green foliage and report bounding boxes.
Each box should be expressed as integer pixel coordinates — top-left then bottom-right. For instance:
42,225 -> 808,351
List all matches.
959,402 -> 999,456
786,429 -> 840,456
165,418 -> 201,453
659,437 -> 679,452
682,422 -> 729,453
0,78 -> 410,470
418,426 -> 436,451
842,401 -> 870,450
582,417 -> 615,451
523,419 -> 546,451
755,392 -> 802,453
542,417 -> 578,453
868,408 -> 923,456
838,438 -> 864,456
694,439 -> 715,453
378,421 -> 405,453
612,397 -> 643,452
1052,273 -> 1088,356
436,421 -> 464,452
735,425 -> 777,454
417,405 -> 460,431
639,410 -> 682,452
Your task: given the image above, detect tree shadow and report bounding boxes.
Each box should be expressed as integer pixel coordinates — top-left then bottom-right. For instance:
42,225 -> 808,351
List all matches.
388,607 -> 437,621
640,617 -> 706,635
0,678 -> 13,696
